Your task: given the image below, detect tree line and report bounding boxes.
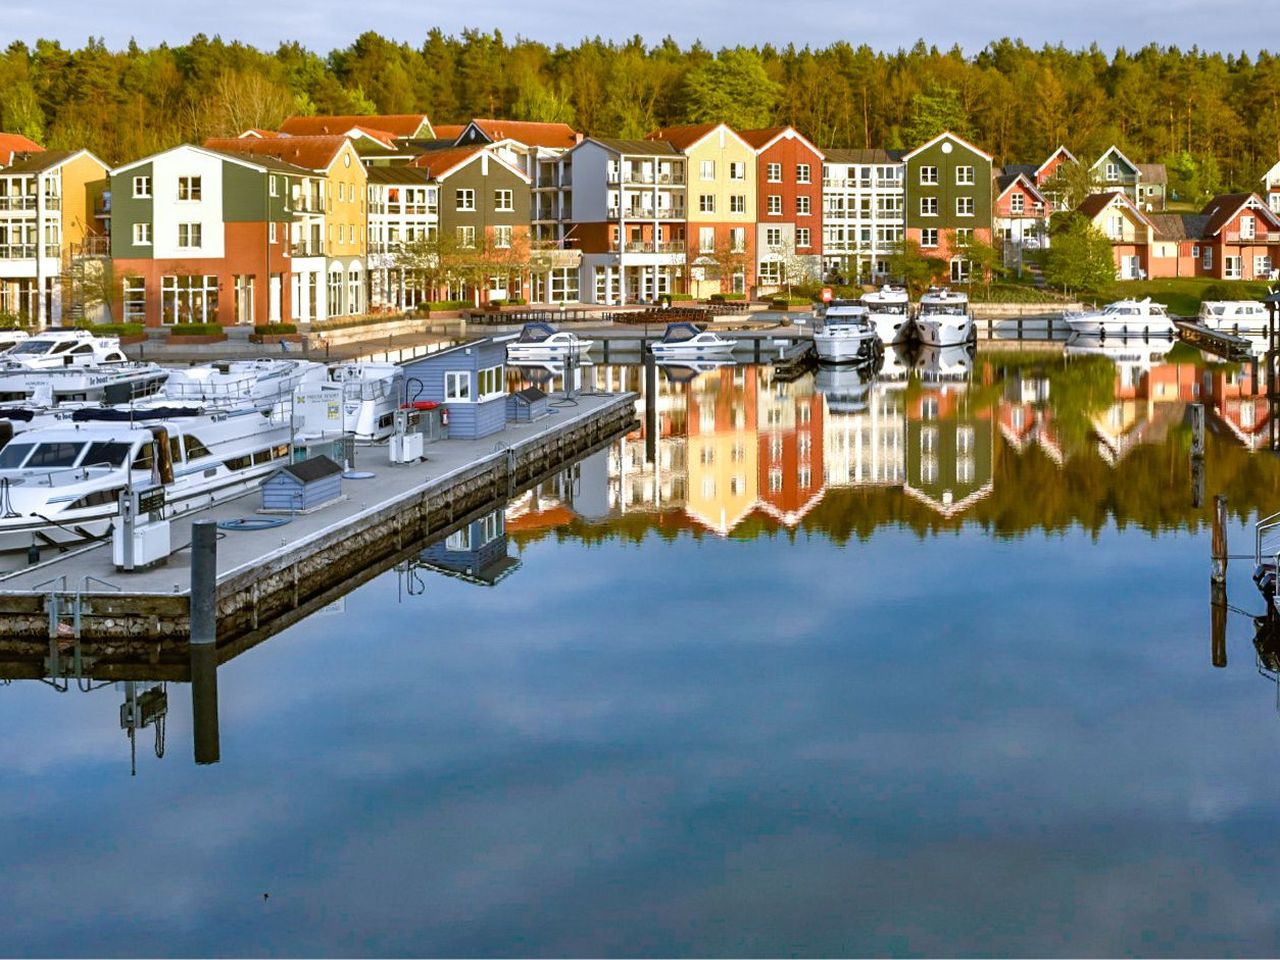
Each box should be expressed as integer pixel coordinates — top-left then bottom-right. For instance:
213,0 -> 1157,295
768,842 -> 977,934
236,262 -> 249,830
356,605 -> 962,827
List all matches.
3,32 -> 1280,201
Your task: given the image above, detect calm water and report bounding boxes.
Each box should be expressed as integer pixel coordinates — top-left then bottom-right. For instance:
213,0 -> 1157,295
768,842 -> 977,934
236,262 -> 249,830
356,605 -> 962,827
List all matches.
8,340 -> 1280,957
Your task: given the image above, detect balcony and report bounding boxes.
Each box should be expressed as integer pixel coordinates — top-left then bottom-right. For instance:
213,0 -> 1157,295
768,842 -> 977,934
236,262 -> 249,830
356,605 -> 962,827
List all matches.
0,196 -> 36,212
294,195 -> 327,214
0,244 -> 36,259
74,235 -> 111,257
291,243 -> 323,257
1226,231 -> 1280,243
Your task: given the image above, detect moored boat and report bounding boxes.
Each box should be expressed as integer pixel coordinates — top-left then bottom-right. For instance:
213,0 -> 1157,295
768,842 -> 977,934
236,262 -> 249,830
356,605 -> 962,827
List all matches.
0,329 -> 129,369
862,285 -> 913,345
1199,300 -> 1270,337
915,287 -> 975,347
648,322 -> 737,359
814,300 -> 880,364
505,323 -> 594,361
1063,298 -> 1176,338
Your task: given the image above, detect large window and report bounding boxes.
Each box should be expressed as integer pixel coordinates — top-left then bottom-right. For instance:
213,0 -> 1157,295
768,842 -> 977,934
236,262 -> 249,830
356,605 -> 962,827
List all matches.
178,176 -> 202,201
347,267 -> 362,315
477,363 -> 504,400
328,268 -> 343,316
161,275 -> 218,325
1010,193 -> 1025,215
177,222 -> 201,249
122,276 -> 145,323
445,371 -> 471,401
955,165 -> 975,185
699,227 -> 715,253
234,275 -> 255,324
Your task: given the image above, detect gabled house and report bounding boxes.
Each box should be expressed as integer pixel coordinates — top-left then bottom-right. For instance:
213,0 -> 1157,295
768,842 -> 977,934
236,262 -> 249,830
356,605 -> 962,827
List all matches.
820,148 -> 905,283
1197,192 -> 1280,280
1034,146 -> 1079,212
1146,212 -> 1207,278
1076,191 -> 1154,279
1090,145 -> 1142,201
561,136 -> 686,305
993,171 -> 1049,269
647,123 -> 758,298
0,149 -> 110,324
738,126 -> 823,293
110,144 -> 303,326
204,135 -> 368,322
902,130 -> 994,283
278,114 -> 434,141
410,144 -> 532,304
1135,163 -> 1168,211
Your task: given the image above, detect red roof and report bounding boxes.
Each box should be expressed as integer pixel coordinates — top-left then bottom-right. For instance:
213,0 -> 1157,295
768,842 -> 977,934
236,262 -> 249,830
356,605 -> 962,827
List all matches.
278,114 -> 431,138
408,145 -> 488,177
239,128 -> 282,139
431,124 -> 465,142
646,123 -> 722,150
465,119 -> 580,148
737,126 -> 789,149
1199,192 -> 1280,237
0,132 -> 43,166
203,135 -> 350,172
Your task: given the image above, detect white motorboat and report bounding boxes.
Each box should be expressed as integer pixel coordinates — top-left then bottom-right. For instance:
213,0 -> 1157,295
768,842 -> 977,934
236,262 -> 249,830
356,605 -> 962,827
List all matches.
1062,333 -> 1176,366
915,288 -> 975,347
0,362 -> 168,405
814,364 -> 874,414
1199,300 -> 1270,337
648,322 -> 737,359
161,359 -> 326,410
915,344 -> 975,383
0,329 -> 128,369
814,300 -> 880,364
300,362 -> 404,442
862,285 -> 913,345
1063,298 -> 1176,338
505,323 -> 594,361
0,330 -> 29,353
0,407 -> 293,552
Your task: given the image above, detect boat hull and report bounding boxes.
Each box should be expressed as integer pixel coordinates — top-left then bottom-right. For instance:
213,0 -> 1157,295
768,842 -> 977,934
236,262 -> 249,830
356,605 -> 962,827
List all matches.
649,342 -> 736,359
1065,316 -> 1177,337
814,330 -> 880,364
915,316 -> 975,347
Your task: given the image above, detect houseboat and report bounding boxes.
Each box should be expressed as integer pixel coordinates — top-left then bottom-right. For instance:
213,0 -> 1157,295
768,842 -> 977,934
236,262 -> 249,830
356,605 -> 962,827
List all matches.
1199,300 -> 1270,337
915,288 -> 976,347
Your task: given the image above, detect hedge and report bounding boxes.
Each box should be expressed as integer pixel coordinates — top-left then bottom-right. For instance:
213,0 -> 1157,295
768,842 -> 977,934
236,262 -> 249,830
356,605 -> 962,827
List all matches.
426,300 -> 470,311
667,292 -> 695,302
769,296 -> 811,308
709,293 -> 748,302
253,323 -> 298,336
488,297 -> 528,307
78,322 -> 145,337
169,323 -> 224,336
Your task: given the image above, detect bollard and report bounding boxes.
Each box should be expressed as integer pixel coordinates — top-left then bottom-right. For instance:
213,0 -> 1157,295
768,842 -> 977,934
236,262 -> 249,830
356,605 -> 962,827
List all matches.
1212,494 -> 1228,583
1190,403 -> 1205,457
1211,580 -> 1228,668
189,520 -> 219,763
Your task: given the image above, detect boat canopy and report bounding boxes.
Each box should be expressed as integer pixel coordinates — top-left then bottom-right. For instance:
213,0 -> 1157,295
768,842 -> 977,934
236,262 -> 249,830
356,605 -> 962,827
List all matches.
516,322 -> 558,343
71,406 -> 206,422
661,323 -> 705,343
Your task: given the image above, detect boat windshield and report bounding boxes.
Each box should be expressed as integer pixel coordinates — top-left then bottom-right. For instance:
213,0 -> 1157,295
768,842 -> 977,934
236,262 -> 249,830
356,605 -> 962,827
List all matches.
663,324 -> 701,343
82,441 -> 133,468
517,323 -> 557,343
23,442 -> 86,469
0,442 -> 33,468
8,340 -> 56,355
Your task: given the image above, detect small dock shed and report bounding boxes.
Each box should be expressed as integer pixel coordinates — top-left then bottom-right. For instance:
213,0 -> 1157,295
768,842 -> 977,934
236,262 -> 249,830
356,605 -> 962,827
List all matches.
506,386 -> 548,422
401,338 -> 510,439
261,455 -> 343,512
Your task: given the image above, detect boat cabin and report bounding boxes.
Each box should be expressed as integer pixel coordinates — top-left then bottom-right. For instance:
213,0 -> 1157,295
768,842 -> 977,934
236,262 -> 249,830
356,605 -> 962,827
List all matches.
401,338 -> 510,440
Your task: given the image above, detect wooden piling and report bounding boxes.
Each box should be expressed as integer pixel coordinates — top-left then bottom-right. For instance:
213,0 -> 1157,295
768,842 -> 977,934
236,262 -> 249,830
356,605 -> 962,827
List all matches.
1212,494 -> 1228,584
1211,580 -> 1228,668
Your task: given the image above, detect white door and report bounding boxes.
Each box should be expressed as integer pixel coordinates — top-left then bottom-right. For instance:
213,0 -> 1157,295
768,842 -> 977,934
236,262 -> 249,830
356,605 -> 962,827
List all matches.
270,275 -> 282,322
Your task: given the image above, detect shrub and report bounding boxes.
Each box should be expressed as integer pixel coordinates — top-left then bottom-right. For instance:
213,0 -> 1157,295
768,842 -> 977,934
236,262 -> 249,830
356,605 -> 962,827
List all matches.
770,296 -> 811,308
425,300 -> 470,311
78,322 -> 145,337
1201,283 -> 1233,302
312,313 -> 408,332
169,323 -> 224,336
667,292 -> 695,302
253,323 -> 298,336
714,292 -> 748,301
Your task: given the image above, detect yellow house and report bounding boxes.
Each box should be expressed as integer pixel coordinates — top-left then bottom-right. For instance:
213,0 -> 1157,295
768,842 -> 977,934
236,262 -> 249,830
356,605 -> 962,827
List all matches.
204,134 -> 369,320
648,123 -> 757,297
684,368 -> 759,535
0,148 -> 109,323
1076,190 -> 1154,280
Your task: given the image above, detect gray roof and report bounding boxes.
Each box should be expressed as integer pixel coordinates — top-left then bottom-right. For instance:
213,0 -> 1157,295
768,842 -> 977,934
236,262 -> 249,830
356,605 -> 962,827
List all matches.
1,150 -> 81,174
1000,164 -> 1037,179
1148,212 -> 1209,241
822,148 -> 904,164
1137,163 -> 1168,185
278,455 -> 342,483
584,137 -> 680,157
513,386 -> 547,402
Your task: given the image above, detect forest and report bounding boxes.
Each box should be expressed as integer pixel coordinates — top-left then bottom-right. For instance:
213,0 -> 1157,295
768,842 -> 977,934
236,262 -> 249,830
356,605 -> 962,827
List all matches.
1,31 -> 1279,202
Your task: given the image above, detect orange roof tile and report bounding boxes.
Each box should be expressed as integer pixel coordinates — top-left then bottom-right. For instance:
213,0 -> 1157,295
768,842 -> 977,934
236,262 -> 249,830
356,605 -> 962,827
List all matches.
645,123 -> 721,150
465,118 -> 580,148
239,128 -> 282,139
0,132 -> 43,166
203,135 -> 350,172
431,124 -> 465,142
736,126 -> 789,149
279,114 -> 431,138
407,145 -> 488,178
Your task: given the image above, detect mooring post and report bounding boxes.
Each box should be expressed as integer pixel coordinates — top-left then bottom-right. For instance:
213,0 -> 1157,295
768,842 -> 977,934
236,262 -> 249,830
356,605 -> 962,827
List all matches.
1190,402 -> 1205,458
1211,580 -> 1228,668
189,520 -> 220,764
1212,494 -> 1228,584
644,347 -> 657,465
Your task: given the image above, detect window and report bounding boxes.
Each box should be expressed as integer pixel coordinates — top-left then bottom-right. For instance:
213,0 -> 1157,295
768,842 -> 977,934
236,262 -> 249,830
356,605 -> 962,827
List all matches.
1192,244 -> 1200,258
132,222 -> 151,245
730,228 -> 745,252
919,165 -> 938,185
1240,215 -> 1256,240
456,225 -> 476,248
269,222 -> 277,243
796,227 -> 810,248
132,175 -> 151,199
765,226 -> 783,247
269,176 -> 278,197
730,195 -> 746,214
767,195 -> 782,215
1225,255 -> 1243,279
956,228 -> 973,244
477,363 -> 504,399
160,274 -> 218,325
699,194 -> 715,213
1105,162 -> 1119,181
233,275 -> 255,324
920,197 -> 938,216
494,189 -> 514,211
177,222 -> 202,249
445,371 -> 471,401
921,228 -> 939,248
796,196 -> 811,215
955,165 -> 975,185
699,160 -> 715,180
1203,247 -> 1213,269
122,276 -> 145,323
796,163 -> 811,183
759,260 -> 782,284
699,227 -> 715,253
1010,193 -> 1025,215
950,257 -> 971,282
1256,255 -> 1273,276
456,188 -> 475,211
328,268 -> 343,314
494,225 -> 512,248
729,161 -> 745,181
956,197 -> 974,216
177,176 -> 201,201
766,162 -> 782,182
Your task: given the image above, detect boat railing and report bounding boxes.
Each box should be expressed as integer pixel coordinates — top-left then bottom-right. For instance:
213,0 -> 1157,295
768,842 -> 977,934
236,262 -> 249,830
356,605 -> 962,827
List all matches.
1255,510 -> 1280,567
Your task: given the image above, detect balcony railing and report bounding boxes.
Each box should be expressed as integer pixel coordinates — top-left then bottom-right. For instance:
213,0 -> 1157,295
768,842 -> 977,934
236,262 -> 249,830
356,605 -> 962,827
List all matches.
291,243 -> 323,257
74,235 -> 111,257
0,244 -> 37,259
294,196 -> 327,213
0,197 -> 36,212
610,241 -> 687,254
1226,231 -> 1280,243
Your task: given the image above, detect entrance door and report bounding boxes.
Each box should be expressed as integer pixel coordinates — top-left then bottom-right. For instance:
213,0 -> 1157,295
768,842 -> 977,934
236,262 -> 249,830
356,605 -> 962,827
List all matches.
269,274 -> 282,322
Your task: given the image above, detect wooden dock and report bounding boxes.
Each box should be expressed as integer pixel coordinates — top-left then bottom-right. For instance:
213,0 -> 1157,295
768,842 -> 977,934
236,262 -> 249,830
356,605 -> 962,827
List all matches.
0,391 -> 637,681
1175,320 -> 1258,362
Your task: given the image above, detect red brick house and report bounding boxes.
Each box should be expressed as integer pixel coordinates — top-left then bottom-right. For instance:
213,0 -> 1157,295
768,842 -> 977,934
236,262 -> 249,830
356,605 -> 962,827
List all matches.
737,126 -> 824,292
1197,193 -> 1280,280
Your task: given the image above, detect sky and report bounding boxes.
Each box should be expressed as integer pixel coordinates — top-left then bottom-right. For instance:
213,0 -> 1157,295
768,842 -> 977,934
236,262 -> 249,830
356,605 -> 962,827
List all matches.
6,0 -> 1279,55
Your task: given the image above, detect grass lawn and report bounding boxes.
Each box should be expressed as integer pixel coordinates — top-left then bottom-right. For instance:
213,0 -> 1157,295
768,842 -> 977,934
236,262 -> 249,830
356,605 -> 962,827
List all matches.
1090,277 -> 1273,315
